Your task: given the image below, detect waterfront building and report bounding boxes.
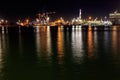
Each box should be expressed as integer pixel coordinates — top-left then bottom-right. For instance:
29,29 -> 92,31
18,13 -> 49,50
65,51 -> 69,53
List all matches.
72,9 -> 83,25
109,11 -> 120,25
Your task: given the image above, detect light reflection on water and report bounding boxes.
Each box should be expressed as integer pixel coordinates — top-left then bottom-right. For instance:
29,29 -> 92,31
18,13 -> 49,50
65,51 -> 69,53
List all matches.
0,33 -> 4,78
57,26 -> 64,64
71,26 -> 84,64
0,26 -> 120,80
87,29 -> 93,59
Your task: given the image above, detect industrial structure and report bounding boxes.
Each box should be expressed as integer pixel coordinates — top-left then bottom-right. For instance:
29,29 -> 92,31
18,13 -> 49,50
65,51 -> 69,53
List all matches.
109,10 -> 120,25
16,9 -> 113,27
72,9 -> 83,25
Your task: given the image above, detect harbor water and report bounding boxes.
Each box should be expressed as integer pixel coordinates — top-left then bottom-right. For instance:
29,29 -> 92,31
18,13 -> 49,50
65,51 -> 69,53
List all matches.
0,25 -> 120,80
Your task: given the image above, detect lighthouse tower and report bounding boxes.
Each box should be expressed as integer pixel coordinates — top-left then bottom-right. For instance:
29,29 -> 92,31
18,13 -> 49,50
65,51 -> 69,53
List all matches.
79,9 -> 82,19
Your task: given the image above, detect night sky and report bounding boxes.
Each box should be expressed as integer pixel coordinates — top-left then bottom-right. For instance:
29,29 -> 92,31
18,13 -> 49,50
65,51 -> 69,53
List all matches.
0,0 -> 119,21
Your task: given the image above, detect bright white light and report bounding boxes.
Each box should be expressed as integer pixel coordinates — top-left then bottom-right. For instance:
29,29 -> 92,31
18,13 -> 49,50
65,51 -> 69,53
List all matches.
5,20 -> 8,23
76,20 -> 78,22
36,18 -> 39,22
47,17 -> 50,21
1,19 -> 4,23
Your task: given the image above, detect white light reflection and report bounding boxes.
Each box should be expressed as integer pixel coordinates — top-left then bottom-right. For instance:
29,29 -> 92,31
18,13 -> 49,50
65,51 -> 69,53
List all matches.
93,31 -> 98,45
93,31 -> 98,58
46,26 -> 52,57
94,26 -> 97,31
78,25 -> 82,31
36,27 -> 48,57
36,26 -> 52,61
104,31 -> 109,48
0,32 -> 5,73
72,25 -> 75,31
60,25 -> 64,30
19,26 -> 21,33
2,27 -> 4,34
71,29 -> 84,64
0,34 -> 2,63
76,25 -> 78,29
36,27 -> 40,55
18,31 -> 23,57
47,26 -> 50,31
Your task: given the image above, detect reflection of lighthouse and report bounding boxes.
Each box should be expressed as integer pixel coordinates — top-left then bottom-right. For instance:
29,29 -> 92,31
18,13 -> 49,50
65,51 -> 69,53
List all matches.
79,9 -> 82,19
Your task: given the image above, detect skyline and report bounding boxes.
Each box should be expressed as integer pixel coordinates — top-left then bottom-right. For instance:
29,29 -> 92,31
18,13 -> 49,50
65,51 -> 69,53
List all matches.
0,0 -> 119,21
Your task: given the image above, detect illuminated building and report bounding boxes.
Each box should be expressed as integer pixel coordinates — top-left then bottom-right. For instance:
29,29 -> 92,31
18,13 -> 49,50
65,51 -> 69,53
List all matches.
35,12 -> 55,26
72,9 -> 83,25
109,10 -> 120,25
71,9 -> 112,26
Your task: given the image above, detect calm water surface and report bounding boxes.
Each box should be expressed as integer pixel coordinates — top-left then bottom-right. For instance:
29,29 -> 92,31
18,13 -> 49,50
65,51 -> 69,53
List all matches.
0,26 -> 120,80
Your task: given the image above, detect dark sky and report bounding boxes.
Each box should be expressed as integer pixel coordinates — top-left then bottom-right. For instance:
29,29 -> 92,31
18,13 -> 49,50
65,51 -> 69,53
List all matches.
0,0 -> 119,21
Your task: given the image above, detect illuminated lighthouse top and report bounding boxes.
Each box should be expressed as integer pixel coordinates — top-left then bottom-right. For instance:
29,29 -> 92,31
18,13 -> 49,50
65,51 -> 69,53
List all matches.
79,9 -> 82,19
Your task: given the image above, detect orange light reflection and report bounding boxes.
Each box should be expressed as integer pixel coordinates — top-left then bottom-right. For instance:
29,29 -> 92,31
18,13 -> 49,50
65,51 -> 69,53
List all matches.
88,26 -> 92,31
57,26 -> 64,64
87,30 -> 93,59
112,26 -> 117,31
112,29 -> 118,57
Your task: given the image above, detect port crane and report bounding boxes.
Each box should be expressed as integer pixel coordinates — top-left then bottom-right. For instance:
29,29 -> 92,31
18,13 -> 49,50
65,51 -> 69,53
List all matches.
37,12 -> 56,25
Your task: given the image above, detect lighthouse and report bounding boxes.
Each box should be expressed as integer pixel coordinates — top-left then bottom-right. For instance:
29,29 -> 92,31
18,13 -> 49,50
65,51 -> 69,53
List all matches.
79,9 -> 82,19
